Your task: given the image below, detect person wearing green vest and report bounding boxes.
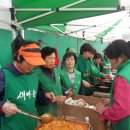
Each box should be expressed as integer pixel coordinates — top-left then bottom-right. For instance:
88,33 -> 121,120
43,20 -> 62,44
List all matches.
95,39 -> 130,130
0,41 -> 45,130
102,55 -> 111,74
35,47 -> 66,116
60,51 -> 91,95
91,52 -> 104,85
75,43 -> 110,96
93,52 -> 103,73
61,47 -> 78,69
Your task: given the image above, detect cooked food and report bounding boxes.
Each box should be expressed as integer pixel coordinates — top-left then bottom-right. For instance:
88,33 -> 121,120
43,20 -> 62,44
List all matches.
37,118 -> 89,130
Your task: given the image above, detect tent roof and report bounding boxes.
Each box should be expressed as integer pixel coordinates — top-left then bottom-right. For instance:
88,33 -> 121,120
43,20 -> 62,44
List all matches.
64,11 -> 130,42
12,0 -> 119,29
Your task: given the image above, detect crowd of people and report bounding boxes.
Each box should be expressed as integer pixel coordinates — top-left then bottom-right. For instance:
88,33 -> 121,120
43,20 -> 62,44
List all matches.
0,35 -> 130,130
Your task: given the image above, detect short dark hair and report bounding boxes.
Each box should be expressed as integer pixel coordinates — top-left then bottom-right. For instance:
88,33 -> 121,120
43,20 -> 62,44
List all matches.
104,39 -> 130,59
80,43 -> 94,54
12,35 -> 40,62
91,48 -> 97,55
127,41 -> 130,48
11,35 -> 25,57
66,48 -> 70,53
94,53 -> 102,60
41,46 -> 56,59
63,51 -> 77,64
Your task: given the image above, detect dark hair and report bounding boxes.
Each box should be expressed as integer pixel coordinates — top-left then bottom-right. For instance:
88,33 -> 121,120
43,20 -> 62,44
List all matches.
127,41 -> 130,48
41,46 -> 56,59
94,53 -> 102,60
11,34 -> 25,57
12,36 -> 40,62
104,39 -> 130,59
91,48 -> 97,55
80,43 -> 94,54
12,35 -> 40,55
66,48 -> 70,53
63,52 -> 77,64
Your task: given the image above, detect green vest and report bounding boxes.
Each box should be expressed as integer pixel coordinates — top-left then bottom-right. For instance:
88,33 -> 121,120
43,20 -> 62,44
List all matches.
89,60 -> 101,85
75,55 -> 102,95
89,60 -> 104,78
34,67 -> 62,115
60,69 -> 81,94
110,60 -> 130,130
1,69 -> 38,130
76,55 -> 91,82
103,58 -> 111,74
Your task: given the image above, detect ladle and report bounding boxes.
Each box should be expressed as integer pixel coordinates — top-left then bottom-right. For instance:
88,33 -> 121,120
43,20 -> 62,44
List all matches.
18,111 -> 54,123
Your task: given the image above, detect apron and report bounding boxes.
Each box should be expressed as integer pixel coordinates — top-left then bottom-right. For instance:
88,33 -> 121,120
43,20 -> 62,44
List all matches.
76,55 -> 94,95
110,60 -> 130,130
35,67 -> 62,116
60,68 -> 81,94
89,60 -> 101,86
103,58 -> 111,74
1,69 -> 38,130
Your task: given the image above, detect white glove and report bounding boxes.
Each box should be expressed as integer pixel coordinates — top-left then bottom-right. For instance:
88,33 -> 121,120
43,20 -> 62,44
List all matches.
1,101 -> 21,116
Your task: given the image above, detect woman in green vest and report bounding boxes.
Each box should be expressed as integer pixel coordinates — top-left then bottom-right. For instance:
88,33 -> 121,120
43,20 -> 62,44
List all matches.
89,52 -> 104,85
0,41 -> 45,130
93,52 -> 103,73
35,47 -> 66,116
95,40 -> 130,130
75,43 -> 109,95
60,52 -> 91,95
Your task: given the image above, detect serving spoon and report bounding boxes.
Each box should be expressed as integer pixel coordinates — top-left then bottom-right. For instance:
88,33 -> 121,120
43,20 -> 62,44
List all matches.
18,111 -> 54,123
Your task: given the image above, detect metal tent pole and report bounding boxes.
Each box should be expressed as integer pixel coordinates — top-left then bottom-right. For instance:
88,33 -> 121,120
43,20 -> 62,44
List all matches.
18,0 -> 86,25
15,7 -> 117,12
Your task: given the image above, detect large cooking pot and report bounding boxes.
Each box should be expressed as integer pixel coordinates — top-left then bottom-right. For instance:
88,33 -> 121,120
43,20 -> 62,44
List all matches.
36,117 -> 91,130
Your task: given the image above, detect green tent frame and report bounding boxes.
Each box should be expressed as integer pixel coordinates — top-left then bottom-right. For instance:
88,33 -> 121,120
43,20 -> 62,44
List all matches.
12,0 -> 120,31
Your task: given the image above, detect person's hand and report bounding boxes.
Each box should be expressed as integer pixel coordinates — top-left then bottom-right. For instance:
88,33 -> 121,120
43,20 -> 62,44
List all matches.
82,80 -> 92,88
45,92 -> 55,101
94,102 -> 108,115
2,101 -> 21,116
103,98 -> 110,106
68,90 -> 74,97
65,88 -> 74,95
104,74 -> 112,79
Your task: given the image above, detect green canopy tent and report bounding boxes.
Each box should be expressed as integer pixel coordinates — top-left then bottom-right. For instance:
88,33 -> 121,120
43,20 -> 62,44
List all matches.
0,0 -> 128,66
12,0 -> 120,31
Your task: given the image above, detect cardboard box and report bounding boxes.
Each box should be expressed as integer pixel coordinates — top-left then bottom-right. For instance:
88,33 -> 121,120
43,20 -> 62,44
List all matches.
57,95 -> 107,130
